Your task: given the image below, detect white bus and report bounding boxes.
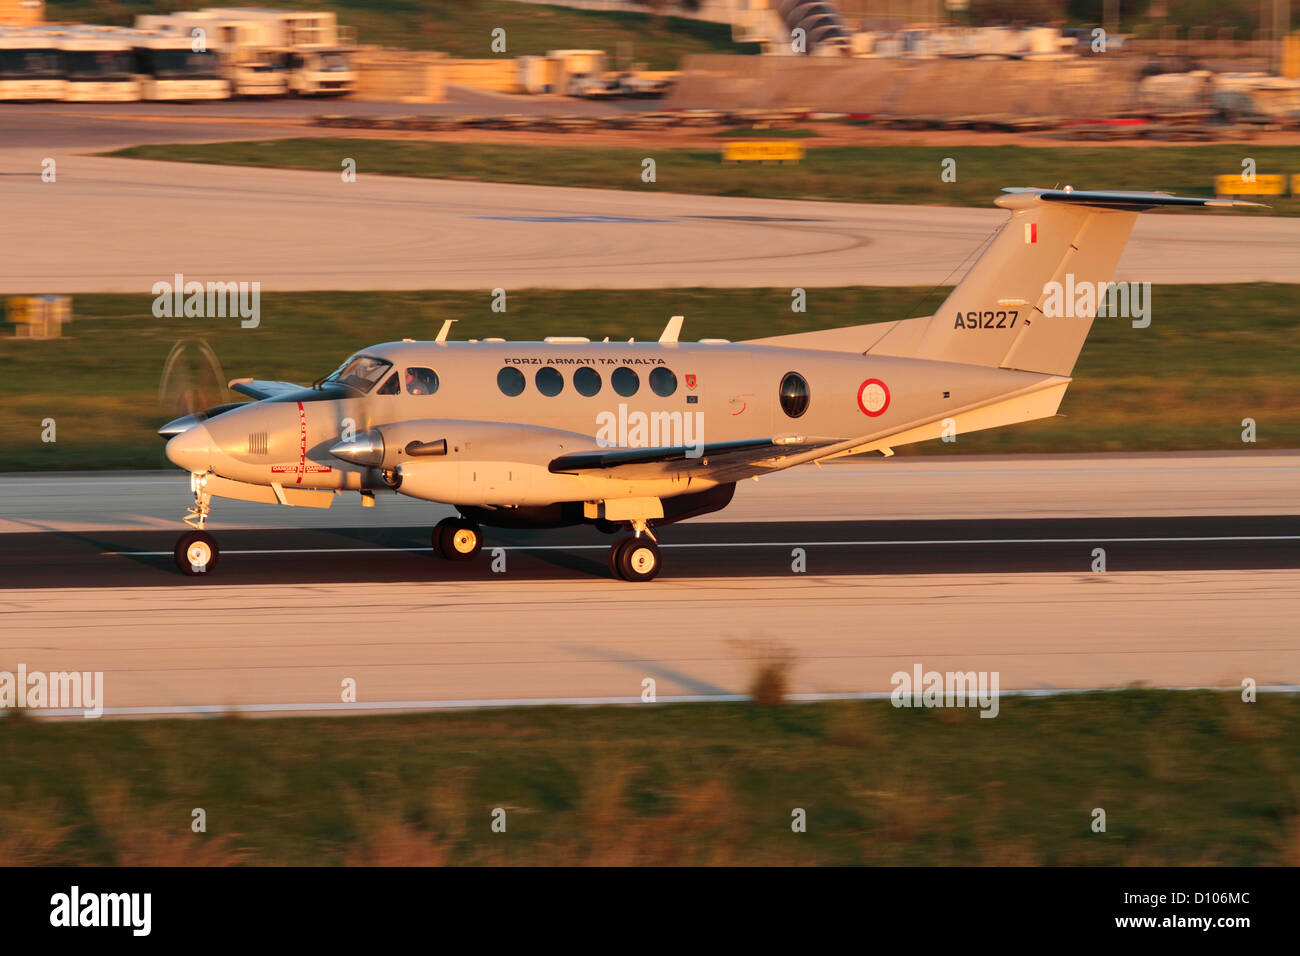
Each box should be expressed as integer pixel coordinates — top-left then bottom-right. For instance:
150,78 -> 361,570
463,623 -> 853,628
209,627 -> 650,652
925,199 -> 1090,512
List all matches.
0,31 -> 65,101
57,30 -> 141,102
136,12 -> 288,97
129,31 -> 230,100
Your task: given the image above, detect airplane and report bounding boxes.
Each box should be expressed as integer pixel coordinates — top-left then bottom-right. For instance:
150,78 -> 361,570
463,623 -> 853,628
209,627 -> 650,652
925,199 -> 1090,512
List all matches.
159,187 -> 1259,581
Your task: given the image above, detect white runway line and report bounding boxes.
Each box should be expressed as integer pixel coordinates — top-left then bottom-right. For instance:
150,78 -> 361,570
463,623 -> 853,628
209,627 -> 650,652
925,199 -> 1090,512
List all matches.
102,534 -> 1300,557
22,684 -> 1300,719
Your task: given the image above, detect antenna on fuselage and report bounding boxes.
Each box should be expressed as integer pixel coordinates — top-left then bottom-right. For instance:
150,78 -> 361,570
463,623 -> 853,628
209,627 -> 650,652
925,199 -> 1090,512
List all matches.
435,319 -> 457,344
659,314 -> 684,344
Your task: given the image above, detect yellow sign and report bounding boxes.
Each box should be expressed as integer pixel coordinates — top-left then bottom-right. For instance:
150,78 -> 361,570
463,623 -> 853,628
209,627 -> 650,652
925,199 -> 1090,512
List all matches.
1293,174 -> 1300,197
1214,174 -> 1287,197
723,141 -> 805,163
7,295 -> 72,339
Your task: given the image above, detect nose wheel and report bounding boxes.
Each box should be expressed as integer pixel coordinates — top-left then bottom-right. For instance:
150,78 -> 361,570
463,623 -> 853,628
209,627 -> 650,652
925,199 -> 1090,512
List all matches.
610,535 -> 661,582
434,517 -> 483,560
175,530 -> 219,575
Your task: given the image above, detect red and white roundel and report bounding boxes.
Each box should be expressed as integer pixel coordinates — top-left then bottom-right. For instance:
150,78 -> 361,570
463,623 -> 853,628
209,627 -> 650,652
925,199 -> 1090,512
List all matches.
857,378 -> 890,417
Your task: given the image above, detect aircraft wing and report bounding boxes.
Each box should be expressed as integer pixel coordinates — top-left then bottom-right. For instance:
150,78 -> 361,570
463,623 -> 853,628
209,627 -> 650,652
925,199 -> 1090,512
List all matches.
228,378 -> 302,400
548,436 -> 842,483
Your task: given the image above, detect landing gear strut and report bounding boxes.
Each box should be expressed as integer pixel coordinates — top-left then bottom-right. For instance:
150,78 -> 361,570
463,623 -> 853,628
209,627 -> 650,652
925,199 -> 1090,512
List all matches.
433,516 -> 483,560
175,472 -> 220,575
609,519 -> 660,582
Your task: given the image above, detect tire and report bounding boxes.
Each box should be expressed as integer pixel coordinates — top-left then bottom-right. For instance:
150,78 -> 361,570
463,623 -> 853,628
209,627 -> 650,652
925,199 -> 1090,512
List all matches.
436,518 -> 482,561
616,537 -> 661,582
175,530 -> 219,576
609,536 -> 633,578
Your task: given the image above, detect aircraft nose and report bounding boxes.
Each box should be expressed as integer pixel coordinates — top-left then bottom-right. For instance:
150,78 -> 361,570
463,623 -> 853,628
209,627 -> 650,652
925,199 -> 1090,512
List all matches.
166,423 -> 214,473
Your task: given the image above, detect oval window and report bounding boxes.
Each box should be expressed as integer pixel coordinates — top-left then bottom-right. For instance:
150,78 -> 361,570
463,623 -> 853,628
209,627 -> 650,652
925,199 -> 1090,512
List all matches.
497,366 -> 525,397
536,366 -> 564,397
779,371 -> 810,418
573,366 -> 601,397
649,367 -> 677,397
611,366 -> 640,397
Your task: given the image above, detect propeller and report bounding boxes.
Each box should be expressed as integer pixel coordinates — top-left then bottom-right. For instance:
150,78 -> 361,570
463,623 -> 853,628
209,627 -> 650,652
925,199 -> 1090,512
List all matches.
156,339 -> 246,444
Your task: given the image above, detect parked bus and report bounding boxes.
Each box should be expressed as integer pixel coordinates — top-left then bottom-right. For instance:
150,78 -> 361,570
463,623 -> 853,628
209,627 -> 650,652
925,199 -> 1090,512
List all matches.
129,30 -> 230,100
57,29 -> 140,102
0,30 -> 65,101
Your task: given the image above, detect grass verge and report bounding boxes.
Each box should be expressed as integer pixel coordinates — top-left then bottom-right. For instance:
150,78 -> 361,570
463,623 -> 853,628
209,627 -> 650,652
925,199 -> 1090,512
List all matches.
2,691 -> 1297,865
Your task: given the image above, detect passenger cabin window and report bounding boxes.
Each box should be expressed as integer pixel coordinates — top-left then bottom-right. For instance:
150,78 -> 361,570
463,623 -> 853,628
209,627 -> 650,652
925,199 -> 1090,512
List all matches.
377,372 -> 400,395
611,367 -> 640,397
536,367 -> 563,397
405,367 -> 438,395
779,371 -> 810,418
498,367 -> 525,397
573,366 -> 601,397
649,367 -> 677,397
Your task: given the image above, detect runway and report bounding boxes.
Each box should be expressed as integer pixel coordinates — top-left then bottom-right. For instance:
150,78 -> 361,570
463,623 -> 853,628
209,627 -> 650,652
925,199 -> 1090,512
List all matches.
3,569 -> 1296,716
1,451 -> 1296,714
3,514 -> 1298,589
4,149 -> 1300,292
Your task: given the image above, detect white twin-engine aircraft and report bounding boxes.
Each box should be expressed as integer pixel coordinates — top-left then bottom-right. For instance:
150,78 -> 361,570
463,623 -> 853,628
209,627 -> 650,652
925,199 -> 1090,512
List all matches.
159,188 -> 1258,580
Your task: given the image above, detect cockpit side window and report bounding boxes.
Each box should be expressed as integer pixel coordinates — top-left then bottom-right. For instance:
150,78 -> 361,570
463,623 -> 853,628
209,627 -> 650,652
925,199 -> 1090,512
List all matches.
404,367 -> 439,395
377,372 -> 400,395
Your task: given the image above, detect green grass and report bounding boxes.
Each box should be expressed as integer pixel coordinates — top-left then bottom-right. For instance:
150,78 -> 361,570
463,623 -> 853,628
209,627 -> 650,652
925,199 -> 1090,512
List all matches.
2,285 -> 1295,471
108,140 -> 1300,215
2,691 -> 1298,865
46,0 -> 757,70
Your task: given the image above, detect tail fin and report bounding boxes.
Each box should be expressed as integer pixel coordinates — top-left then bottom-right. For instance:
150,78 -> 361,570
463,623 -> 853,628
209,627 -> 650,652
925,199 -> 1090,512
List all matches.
868,189 -> 1261,376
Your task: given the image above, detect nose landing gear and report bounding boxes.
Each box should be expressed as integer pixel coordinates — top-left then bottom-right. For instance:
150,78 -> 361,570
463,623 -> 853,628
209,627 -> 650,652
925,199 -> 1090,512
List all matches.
176,530 -> 219,575
175,472 -> 220,575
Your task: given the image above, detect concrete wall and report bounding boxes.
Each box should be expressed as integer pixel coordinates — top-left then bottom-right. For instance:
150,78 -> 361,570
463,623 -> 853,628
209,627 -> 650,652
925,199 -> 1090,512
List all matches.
668,54 -> 1143,118
352,48 -> 447,103
440,58 -> 522,94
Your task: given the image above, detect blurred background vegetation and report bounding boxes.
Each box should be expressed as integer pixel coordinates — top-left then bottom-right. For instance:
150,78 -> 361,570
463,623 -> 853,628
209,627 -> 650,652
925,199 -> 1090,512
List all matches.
3,284 -> 1295,470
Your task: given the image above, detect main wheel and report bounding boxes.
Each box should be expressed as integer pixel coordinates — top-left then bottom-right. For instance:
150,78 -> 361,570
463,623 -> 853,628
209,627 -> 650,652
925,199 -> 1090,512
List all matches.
434,517 -> 482,561
175,530 -> 219,576
614,536 -> 661,582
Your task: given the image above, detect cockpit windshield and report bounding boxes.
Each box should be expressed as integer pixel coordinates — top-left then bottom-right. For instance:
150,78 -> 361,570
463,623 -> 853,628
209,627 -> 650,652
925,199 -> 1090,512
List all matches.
322,354 -> 393,393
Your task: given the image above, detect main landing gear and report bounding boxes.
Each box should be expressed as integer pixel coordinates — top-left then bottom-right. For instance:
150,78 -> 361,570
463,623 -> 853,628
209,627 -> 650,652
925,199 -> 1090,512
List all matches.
433,516 -> 483,560
608,519 -> 661,582
175,472 -> 219,576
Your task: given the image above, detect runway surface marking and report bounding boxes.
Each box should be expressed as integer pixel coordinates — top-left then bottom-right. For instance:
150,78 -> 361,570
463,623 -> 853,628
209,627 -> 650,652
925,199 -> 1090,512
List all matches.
21,684 -> 1300,720
103,534 -> 1300,557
